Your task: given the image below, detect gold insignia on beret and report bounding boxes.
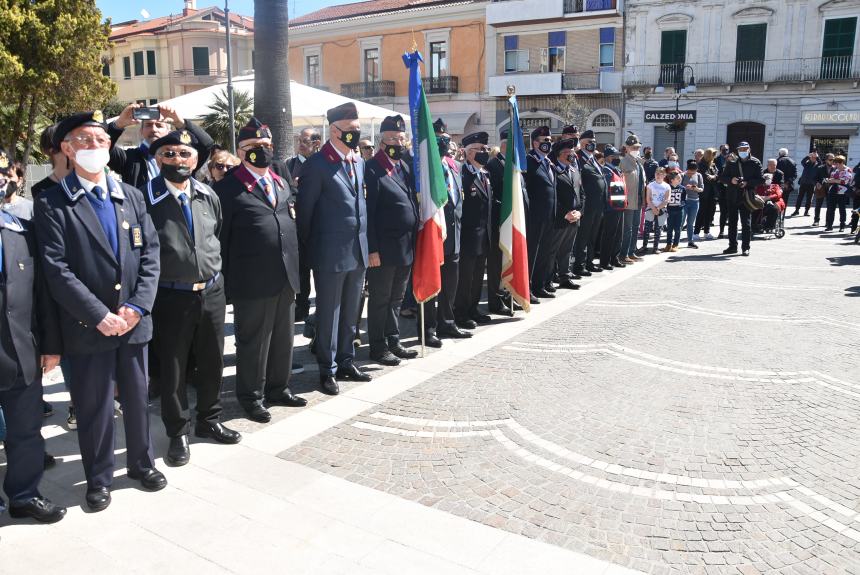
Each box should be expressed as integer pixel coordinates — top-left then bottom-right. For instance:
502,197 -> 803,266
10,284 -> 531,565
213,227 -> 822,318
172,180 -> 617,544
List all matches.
92,110 -> 104,123
256,129 -> 262,138
346,133 -> 353,143
180,131 -> 192,145
0,155 -> 8,169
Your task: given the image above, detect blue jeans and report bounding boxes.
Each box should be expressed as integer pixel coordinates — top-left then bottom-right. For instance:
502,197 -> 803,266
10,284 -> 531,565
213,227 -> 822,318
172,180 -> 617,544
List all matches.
620,209 -> 641,258
666,208 -> 683,246
0,405 -> 6,441
684,199 -> 700,242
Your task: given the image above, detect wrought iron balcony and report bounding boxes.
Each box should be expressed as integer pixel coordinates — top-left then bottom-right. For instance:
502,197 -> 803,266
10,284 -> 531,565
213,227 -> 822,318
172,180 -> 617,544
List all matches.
624,56 -> 860,88
563,0 -> 616,13
340,80 -> 395,99
422,76 -> 459,94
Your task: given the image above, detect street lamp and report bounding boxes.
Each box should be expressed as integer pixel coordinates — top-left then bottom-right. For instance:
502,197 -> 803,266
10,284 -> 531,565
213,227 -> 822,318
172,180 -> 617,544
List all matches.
655,65 -> 696,151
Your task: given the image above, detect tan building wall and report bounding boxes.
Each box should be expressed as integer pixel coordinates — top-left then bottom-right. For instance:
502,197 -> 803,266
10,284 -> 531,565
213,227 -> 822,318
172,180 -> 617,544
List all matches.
494,27 -> 623,76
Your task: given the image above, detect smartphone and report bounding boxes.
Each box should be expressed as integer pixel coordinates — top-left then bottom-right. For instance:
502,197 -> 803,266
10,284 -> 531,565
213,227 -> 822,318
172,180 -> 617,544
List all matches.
133,107 -> 161,121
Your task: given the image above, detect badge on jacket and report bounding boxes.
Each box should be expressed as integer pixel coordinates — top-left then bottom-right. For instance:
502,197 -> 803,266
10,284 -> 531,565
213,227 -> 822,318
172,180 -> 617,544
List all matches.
131,224 -> 143,248
288,203 -> 297,219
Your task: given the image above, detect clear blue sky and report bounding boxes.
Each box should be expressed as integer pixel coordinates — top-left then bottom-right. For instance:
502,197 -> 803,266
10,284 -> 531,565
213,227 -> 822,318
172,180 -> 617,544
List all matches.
96,0 -> 366,23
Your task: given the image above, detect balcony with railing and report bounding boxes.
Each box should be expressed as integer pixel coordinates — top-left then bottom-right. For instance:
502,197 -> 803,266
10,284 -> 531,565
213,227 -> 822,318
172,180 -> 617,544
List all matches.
563,0 -> 617,14
340,80 -> 395,100
487,0 -> 618,25
624,56 -> 860,88
173,69 -> 228,84
422,76 -> 459,95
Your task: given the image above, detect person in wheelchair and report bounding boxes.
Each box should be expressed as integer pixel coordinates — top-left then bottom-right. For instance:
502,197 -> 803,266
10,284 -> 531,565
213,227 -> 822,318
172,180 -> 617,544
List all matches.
753,173 -> 785,232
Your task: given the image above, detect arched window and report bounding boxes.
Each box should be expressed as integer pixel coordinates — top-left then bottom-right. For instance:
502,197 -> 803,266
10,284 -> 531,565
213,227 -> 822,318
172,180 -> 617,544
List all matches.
592,113 -> 616,128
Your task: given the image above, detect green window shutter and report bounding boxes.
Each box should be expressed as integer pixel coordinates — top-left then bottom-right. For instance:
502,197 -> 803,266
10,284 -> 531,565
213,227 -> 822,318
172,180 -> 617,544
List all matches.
823,17 -> 857,58
146,50 -> 156,75
736,24 -> 766,61
660,30 -> 686,65
133,51 -> 144,76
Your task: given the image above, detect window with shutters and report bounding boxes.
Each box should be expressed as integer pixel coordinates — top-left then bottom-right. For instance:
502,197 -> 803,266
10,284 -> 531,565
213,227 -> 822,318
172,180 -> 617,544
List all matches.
364,48 -> 380,82
133,51 -> 145,76
599,28 -> 615,69
659,30 -> 686,85
821,17 -> 856,79
193,47 -> 210,76
306,54 -> 320,86
123,56 -> 131,79
146,50 -> 156,76
540,31 -> 566,73
735,24 -> 766,82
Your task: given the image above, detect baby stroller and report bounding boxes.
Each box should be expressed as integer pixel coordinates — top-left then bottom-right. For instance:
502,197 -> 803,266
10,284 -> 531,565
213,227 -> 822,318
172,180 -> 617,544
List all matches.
750,182 -> 786,238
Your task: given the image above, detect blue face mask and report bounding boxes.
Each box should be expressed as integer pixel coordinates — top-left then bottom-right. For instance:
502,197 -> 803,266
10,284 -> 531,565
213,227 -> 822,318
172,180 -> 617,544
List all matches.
738,151 -> 749,159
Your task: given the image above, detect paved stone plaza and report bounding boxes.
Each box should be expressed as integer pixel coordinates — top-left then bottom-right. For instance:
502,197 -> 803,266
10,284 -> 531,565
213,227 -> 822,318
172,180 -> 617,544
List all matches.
2,215 -> 859,574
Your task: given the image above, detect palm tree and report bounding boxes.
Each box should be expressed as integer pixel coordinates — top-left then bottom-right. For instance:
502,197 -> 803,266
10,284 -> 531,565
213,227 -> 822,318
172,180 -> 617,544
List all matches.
201,88 -> 254,150
254,0 -> 293,160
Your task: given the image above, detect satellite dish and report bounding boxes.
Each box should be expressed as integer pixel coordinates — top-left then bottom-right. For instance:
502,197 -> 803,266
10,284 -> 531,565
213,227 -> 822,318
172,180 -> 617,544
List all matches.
140,9 -> 150,19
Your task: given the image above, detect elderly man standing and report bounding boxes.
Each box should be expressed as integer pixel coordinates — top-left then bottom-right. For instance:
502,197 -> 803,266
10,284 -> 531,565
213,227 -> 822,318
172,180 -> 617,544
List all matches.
145,129 -> 241,465
525,126 -> 557,301
364,115 -> 419,366
297,103 -> 371,396
720,141 -> 764,256
619,134 -> 646,263
35,111 -> 165,511
215,118 -> 306,423
572,130 -> 607,276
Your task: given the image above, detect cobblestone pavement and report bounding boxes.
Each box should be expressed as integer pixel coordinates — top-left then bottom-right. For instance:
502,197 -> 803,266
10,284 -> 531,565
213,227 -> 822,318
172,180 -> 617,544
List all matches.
279,215 -> 860,575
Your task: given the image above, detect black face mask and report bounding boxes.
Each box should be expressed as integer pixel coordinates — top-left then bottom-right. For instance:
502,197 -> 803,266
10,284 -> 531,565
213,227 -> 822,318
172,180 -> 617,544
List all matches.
385,144 -> 404,161
245,146 -> 274,168
538,141 -> 552,154
474,151 -> 490,166
161,163 -> 193,184
5,181 -> 18,196
567,154 -> 576,164
584,141 -> 597,152
437,137 -> 451,157
337,127 -> 361,150
611,158 -> 621,167
643,152 -> 653,160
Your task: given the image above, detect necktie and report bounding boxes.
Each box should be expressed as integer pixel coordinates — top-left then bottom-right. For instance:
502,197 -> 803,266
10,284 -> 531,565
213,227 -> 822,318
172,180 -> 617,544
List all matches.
344,158 -> 357,190
261,178 -> 277,208
92,185 -> 107,202
178,192 -> 194,237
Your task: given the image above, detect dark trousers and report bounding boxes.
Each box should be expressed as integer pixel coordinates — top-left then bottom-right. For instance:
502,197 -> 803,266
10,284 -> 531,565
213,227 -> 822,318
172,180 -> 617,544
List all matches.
572,207 -> 603,270
232,285 -> 295,409
67,343 -> 154,489
695,190 -> 717,234
665,208 -> 683,246
152,279 -> 226,437
532,224 -> 558,289
0,377 -> 44,504
795,183 -> 816,212
782,182 -> 794,209
455,253 -> 486,320
486,228 -> 504,308
526,213 -> 551,287
718,188 -> 728,235
424,253 -> 458,333
313,267 -> 366,376
366,264 -> 410,354
295,241 -> 312,314
599,211 -> 624,265
814,194 -> 826,221
551,223 -> 579,279
726,191 -> 752,251
825,191 -> 848,228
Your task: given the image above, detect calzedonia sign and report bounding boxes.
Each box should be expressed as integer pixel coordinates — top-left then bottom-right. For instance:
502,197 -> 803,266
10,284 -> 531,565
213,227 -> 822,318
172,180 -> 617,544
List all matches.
801,111 -> 860,124
644,110 -> 697,122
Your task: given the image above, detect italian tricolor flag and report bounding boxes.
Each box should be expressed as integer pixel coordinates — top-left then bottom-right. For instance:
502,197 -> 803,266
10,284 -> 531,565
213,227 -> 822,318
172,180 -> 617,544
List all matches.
500,94 -> 530,312
403,50 -> 447,303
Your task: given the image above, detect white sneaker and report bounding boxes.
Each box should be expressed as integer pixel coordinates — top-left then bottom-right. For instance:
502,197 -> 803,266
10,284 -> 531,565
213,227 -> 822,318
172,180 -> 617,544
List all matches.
705,233 -> 714,240
692,234 -> 702,242
67,407 -> 77,430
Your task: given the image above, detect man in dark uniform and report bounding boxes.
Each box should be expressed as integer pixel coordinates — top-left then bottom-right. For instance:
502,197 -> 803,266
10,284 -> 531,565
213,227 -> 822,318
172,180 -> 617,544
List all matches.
485,129 -> 513,316
214,118 -> 306,422
297,103 -> 371,395
455,132 -> 493,328
599,146 -> 625,270
720,141 -> 764,256
34,112 -> 166,512
572,130 -> 607,276
424,134 -> 470,344
525,126 -> 557,300
364,115 -> 419,366
287,128 -> 321,322
0,148 -> 65,523
547,137 -> 582,290
107,103 -> 214,189
144,129 -> 241,465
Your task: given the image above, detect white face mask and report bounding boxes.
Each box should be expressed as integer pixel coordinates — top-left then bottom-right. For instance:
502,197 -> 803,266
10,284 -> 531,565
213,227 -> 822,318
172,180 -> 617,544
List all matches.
629,150 -> 640,158
75,148 -> 110,174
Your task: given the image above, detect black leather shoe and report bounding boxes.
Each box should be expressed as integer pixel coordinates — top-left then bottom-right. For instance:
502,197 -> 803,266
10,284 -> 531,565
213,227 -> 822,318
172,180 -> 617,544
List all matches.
575,268 -> 591,277
244,404 -> 272,423
320,375 -> 340,395
489,303 -> 513,317
722,247 -> 738,255
195,422 -> 242,444
389,342 -> 419,359
370,350 -> 401,366
529,294 -> 540,304
86,486 -> 111,512
424,334 -> 443,348
128,468 -> 167,491
455,318 -> 478,330
336,362 -> 372,382
742,250 -> 750,256
600,263 -> 614,271
533,289 -> 555,298
556,279 -> 580,290
44,453 -> 56,470
9,497 -> 66,523
437,326 -> 472,339
610,259 -> 626,268
543,283 -> 557,293
166,435 -> 190,467
295,304 -> 310,322
265,392 -> 308,408
469,312 -> 492,324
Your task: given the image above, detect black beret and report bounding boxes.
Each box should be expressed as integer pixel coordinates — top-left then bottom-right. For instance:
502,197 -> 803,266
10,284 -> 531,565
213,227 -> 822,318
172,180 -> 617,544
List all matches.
0,147 -> 10,175
580,129 -> 595,140
603,145 -> 620,157
530,125 -> 551,140
499,128 -> 509,140
380,115 -> 406,133
327,102 -> 359,124
237,117 -> 272,144
461,131 -> 488,147
562,125 -> 579,136
552,138 -> 577,154
53,111 -> 108,148
686,159 -> 699,169
149,129 -> 200,156
433,118 -> 447,134
625,134 -> 641,147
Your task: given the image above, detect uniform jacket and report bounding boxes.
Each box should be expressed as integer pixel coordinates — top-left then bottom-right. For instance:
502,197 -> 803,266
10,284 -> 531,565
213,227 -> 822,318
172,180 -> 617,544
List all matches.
107,119 -> 214,189
525,151 -> 556,220
441,160 -> 462,257
719,156 -> 765,197
296,141 -> 369,273
577,150 -> 608,215
554,162 -> 583,228
619,154 -> 645,210
34,173 -> 160,355
214,163 -> 300,300
365,151 -> 418,267
0,213 -> 61,389
145,175 -> 222,284
460,163 -> 492,257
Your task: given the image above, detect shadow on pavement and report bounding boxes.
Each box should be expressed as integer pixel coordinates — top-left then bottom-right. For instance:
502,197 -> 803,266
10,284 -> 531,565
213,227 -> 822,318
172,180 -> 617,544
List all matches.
845,286 -> 860,297
827,255 -> 860,266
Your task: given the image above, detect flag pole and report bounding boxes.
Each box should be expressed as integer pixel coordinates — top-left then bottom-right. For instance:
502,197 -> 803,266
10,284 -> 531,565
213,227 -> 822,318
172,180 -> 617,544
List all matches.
419,301 -> 426,358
